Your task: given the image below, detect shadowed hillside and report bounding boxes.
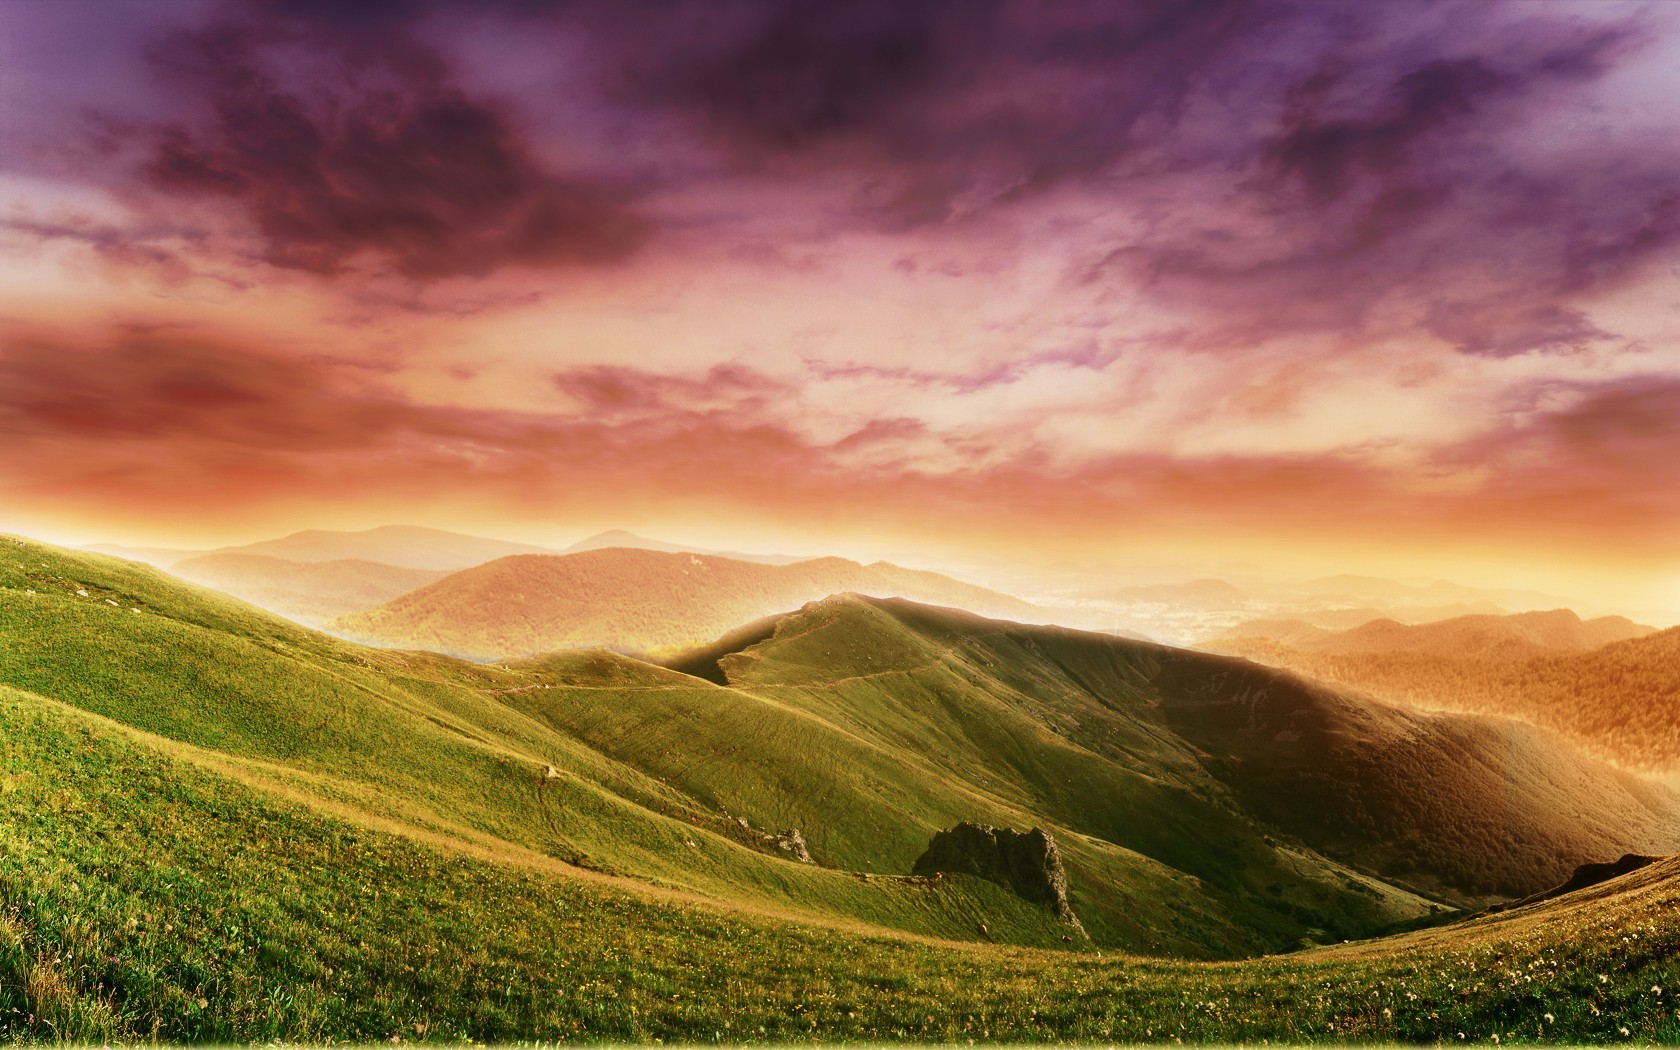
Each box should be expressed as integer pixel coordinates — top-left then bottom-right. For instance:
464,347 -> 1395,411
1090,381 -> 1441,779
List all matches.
331,547 -> 1048,658
1204,614 -> 1680,770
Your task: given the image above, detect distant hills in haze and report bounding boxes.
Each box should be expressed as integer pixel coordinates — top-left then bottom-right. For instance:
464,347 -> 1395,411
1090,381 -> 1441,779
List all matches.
332,547 -> 1048,658
92,524 -> 806,572
559,528 -> 804,565
1057,568 -> 1614,647
85,524 -> 1662,669
168,553 -> 450,626
93,524 -> 555,571
1203,609 -> 1680,770
1211,608 -> 1653,660
87,526 -> 830,628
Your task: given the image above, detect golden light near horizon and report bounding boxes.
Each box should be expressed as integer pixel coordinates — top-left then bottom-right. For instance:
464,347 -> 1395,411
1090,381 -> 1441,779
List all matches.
1,0 -> 1679,616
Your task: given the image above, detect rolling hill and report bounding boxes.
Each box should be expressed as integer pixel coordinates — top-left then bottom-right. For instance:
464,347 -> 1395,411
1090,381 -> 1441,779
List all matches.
168,552 -> 449,626
683,596 -> 1680,902
331,547 -> 1050,658
10,534 -> 1676,911
1203,613 -> 1680,769
10,671 -> 1680,1044
5,533 -> 1680,1041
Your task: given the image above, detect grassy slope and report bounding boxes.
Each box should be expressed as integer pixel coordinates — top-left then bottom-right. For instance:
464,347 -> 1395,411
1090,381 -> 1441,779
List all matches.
4,685 -> 1679,1045
0,536 -> 1433,959
330,547 -> 1044,658
9,530 -> 1680,981
0,538 -> 1073,953
712,598 -> 1680,902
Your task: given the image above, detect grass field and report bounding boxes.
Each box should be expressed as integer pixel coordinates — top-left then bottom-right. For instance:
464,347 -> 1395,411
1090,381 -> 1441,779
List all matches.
4,686 -> 1679,1044
3,533 -> 1679,1043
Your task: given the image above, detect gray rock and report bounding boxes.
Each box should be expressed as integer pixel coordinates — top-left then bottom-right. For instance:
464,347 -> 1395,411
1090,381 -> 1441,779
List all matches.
912,822 -> 1086,936
770,827 -> 813,864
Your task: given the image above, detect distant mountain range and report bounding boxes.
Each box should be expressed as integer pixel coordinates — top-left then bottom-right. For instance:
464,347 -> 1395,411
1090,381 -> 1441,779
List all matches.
1055,569 -> 1616,647
1203,610 -> 1679,769
88,527 -> 1050,644
558,529 -> 804,565
332,547 -> 1049,658
92,524 -> 554,571
90,524 -> 801,570
1211,608 -> 1653,660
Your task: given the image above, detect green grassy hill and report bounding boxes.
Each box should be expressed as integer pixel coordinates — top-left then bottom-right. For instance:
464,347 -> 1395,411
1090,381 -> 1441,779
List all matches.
692,597 -> 1680,901
5,678 -> 1680,1044
4,534 -> 1680,1042
0,534 -> 1427,959
331,547 -> 1046,659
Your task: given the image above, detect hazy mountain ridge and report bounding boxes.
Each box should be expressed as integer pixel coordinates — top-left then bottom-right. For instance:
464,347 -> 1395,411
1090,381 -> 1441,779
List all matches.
1204,613 -> 1680,770
561,529 -> 805,565
1047,569 -> 1601,647
1215,608 -> 1653,660
331,547 -> 1051,659
210,524 -> 558,570
89,526 -> 845,629
169,552 -> 450,626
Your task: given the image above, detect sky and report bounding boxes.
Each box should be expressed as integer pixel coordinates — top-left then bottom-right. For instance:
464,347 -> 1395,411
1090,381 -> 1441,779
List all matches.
2,0 -> 1679,613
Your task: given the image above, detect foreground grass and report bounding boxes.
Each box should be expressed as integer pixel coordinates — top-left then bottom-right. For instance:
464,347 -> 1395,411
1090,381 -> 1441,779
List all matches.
3,688 -> 1679,1045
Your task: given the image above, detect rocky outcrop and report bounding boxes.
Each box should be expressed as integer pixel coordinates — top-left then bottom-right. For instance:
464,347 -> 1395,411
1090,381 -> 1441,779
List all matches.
728,816 -> 814,863
912,822 -> 1085,935
1489,853 -> 1664,915
1519,853 -> 1662,907
772,827 -> 814,864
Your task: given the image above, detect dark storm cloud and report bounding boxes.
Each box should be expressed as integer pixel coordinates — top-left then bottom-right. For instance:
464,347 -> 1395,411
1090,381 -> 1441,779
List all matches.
542,0 -> 1675,357
1058,7 -> 1675,357
1263,57 -> 1511,202
132,2 -> 648,279
55,0 -> 1680,353
570,0 -> 1259,226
